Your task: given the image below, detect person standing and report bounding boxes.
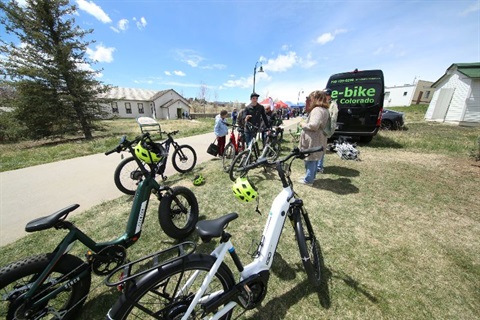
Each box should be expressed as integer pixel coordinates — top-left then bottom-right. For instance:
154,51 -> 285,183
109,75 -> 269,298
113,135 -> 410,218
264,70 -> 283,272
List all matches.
317,88 -> 338,173
242,92 -> 270,146
214,110 -> 229,156
231,108 -> 238,125
298,90 -> 329,185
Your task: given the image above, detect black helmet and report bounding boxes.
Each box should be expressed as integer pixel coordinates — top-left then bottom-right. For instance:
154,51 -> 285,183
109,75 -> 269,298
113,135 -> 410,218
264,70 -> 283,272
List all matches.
250,92 -> 260,98
323,88 -> 332,95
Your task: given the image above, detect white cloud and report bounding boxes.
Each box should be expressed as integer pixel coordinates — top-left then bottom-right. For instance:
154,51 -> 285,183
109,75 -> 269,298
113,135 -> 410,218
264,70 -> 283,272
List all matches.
223,77 -> 250,89
460,1 -> 480,15
316,33 -> 335,45
200,64 -> 227,70
164,70 -> 186,76
374,43 -> 395,55
176,49 -> 205,68
118,19 -> 129,31
262,51 -> 298,72
299,52 -> 317,68
315,29 -> 347,45
76,62 -> 103,78
373,43 -> 406,57
134,17 -> 148,30
76,0 -> 111,24
86,44 -> 115,63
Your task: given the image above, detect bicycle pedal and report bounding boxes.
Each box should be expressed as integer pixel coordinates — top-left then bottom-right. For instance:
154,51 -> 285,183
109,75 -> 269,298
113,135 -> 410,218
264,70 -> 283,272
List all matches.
162,175 -> 168,181
238,285 -> 253,308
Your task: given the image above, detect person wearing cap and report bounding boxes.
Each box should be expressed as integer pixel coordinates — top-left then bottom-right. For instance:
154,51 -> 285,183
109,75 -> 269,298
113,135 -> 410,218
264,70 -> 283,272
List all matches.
317,88 -> 338,173
242,92 -> 270,146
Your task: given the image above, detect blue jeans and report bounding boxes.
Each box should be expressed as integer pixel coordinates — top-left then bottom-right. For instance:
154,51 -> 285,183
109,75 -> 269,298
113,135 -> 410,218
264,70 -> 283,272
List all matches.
304,160 -> 317,183
317,154 -> 325,171
244,131 -> 254,147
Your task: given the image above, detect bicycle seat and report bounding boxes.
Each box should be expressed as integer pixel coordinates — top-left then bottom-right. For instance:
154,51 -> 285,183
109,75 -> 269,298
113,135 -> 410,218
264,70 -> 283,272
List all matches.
195,212 -> 238,243
25,204 -> 79,232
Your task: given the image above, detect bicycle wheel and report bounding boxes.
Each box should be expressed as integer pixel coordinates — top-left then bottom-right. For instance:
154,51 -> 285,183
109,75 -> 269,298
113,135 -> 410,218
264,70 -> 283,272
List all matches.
0,253 -> 91,320
222,142 -> 235,172
228,150 -> 250,182
114,156 -> 149,196
159,186 -> 199,239
172,145 -> 197,173
107,253 -> 235,320
293,207 -> 322,287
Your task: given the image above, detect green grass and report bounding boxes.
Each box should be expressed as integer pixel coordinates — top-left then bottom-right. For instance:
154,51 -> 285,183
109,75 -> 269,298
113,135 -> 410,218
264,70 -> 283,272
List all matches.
0,118 -> 214,172
1,108 -> 479,319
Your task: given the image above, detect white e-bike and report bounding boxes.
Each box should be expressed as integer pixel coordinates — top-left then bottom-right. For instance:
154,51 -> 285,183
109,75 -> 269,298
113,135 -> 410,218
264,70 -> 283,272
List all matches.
106,146 -> 324,320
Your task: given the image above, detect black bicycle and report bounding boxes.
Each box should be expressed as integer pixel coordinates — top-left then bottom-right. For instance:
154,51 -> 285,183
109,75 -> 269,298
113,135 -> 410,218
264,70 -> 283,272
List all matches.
228,123 -> 282,181
114,130 -> 197,195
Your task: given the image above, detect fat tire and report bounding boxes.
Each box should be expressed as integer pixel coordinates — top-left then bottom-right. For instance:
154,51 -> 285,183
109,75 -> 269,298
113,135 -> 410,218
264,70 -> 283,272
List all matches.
158,186 -> 199,239
228,150 -> 250,182
222,142 -> 235,172
0,253 -> 91,320
107,253 -> 235,320
293,208 -> 322,287
172,145 -> 197,173
114,156 -> 149,196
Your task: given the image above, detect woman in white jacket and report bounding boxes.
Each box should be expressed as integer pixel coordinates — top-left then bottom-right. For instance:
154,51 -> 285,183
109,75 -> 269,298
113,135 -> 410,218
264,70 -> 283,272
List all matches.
298,90 -> 329,184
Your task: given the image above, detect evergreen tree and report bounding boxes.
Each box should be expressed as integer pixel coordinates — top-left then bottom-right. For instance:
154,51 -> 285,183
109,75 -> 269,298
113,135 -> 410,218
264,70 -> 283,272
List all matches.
0,0 -> 111,140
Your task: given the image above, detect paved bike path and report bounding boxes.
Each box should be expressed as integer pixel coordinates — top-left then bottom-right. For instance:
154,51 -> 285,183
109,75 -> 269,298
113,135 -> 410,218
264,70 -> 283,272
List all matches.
0,118 -> 301,246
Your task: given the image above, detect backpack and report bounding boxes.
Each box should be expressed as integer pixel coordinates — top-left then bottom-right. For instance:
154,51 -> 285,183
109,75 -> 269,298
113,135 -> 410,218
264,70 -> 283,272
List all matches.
323,100 -> 338,138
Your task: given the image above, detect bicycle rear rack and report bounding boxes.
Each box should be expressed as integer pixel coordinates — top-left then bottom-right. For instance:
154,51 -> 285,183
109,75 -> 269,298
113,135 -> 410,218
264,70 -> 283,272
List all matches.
104,241 -> 196,286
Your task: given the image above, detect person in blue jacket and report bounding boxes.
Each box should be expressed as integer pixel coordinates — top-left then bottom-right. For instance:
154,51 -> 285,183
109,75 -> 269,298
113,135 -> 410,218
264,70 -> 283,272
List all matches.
214,109 -> 229,156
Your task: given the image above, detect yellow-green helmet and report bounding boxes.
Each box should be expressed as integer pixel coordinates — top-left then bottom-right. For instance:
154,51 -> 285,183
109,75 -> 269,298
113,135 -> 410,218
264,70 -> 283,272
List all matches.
232,177 -> 258,202
193,174 -> 205,186
134,142 -> 163,164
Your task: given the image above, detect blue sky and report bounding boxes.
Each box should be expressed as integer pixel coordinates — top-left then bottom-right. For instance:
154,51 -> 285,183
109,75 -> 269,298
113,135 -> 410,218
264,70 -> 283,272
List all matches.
13,0 -> 480,104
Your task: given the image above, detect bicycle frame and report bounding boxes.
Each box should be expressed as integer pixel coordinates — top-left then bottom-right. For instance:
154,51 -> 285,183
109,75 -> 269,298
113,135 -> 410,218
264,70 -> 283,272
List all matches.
20,137 -> 168,309
230,125 -> 244,154
181,166 -> 295,319
153,131 -> 190,176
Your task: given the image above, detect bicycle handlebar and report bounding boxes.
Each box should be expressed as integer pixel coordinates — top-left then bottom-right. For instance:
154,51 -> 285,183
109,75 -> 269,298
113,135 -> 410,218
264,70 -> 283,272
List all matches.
161,130 -> 179,136
105,129 -> 182,156
104,132 -> 151,155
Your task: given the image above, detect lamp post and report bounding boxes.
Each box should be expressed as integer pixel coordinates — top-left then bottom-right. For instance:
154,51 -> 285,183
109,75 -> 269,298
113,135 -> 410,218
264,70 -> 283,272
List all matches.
253,61 -> 264,93
297,89 -> 304,105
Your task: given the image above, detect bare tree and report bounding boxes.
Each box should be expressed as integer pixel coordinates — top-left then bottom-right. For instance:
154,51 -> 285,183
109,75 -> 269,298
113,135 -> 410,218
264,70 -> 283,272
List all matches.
197,81 -> 208,113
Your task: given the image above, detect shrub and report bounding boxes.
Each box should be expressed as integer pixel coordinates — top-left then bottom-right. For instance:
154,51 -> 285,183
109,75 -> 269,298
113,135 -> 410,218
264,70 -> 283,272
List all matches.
0,111 -> 28,142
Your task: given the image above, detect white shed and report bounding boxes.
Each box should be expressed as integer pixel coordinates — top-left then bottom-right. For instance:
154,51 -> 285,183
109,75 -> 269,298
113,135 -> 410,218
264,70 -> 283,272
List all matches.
100,87 -> 191,120
384,84 -> 416,107
425,63 -> 480,126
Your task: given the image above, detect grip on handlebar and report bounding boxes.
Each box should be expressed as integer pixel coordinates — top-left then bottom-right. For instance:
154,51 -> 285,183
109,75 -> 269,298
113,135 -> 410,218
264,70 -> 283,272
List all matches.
104,149 -> 116,156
